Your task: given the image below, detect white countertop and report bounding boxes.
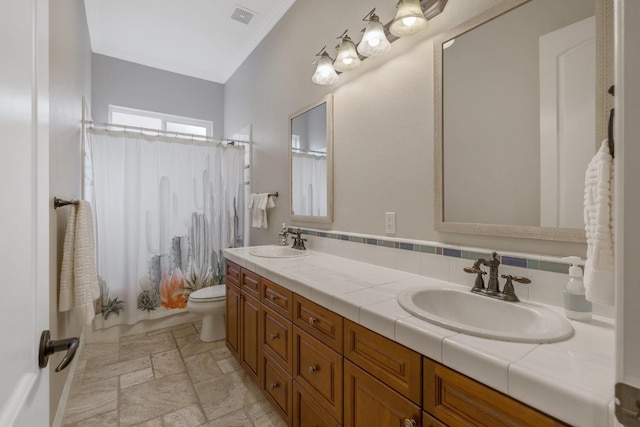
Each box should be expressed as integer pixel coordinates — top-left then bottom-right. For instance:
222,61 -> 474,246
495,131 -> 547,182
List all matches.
223,246 -> 616,427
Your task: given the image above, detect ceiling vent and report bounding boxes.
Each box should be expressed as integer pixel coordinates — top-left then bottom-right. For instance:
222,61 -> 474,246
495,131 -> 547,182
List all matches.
230,5 -> 256,25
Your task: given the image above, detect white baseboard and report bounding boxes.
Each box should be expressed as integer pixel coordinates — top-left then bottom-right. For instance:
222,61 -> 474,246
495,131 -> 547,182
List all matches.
51,330 -> 86,427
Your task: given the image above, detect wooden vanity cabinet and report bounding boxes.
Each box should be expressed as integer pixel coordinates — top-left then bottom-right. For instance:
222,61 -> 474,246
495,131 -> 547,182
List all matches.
226,260 -> 570,427
423,358 -> 568,427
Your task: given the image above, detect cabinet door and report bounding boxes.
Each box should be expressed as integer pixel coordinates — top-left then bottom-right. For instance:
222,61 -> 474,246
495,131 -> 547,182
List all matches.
263,305 -> 294,375
423,358 -> 567,427
263,352 -> 293,425
241,292 -> 261,384
344,360 -> 421,427
225,283 -> 241,361
293,381 -> 341,427
294,327 -> 343,423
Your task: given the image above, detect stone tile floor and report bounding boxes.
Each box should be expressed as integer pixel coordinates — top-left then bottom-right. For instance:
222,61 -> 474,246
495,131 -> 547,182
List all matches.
62,322 -> 287,427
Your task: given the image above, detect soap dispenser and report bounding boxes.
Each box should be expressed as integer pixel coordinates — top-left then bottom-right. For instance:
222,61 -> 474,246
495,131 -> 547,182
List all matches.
561,256 -> 592,322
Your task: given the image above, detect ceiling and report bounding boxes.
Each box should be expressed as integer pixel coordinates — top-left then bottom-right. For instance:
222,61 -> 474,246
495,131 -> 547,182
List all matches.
84,0 -> 297,84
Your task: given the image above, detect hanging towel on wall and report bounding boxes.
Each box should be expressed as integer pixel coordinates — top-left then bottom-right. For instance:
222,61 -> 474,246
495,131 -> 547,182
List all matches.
59,201 -> 101,325
583,140 -> 615,305
248,193 -> 275,229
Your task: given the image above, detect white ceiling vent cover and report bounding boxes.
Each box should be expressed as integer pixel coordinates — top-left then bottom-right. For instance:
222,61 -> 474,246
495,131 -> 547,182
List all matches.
230,5 -> 256,25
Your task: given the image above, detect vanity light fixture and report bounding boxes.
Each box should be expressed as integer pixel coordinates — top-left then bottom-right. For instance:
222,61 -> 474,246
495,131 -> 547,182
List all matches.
310,0 -> 447,85
357,9 -> 391,57
389,0 -> 428,37
311,47 -> 340,85
334,30 -> 362,72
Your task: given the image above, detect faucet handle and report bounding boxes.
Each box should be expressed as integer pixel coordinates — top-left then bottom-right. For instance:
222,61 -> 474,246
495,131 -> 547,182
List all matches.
464,266 -> 487,292
500,274 -> 531,302
500,274 -> 531,284
464,267 -> 485,275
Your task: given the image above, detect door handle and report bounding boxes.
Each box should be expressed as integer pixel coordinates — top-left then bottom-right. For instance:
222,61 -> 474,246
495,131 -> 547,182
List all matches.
39,330 -> 79,372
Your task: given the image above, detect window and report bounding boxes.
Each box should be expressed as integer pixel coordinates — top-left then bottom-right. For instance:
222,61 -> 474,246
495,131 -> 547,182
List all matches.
109,105 -> 213,138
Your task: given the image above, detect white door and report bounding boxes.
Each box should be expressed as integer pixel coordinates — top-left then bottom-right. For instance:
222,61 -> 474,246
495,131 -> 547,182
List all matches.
539,16 -> 596,229
615,0 -> 640,425
0,0 -> 50,425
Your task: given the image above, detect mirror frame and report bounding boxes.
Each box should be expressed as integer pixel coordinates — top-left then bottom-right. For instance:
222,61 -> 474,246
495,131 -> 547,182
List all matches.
434,0 -> 612,242
289,94 -> 334,223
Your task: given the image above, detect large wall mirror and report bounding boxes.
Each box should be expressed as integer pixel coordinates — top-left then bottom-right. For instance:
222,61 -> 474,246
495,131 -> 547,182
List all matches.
289,94 -> 334,223
434,0 -> 612,242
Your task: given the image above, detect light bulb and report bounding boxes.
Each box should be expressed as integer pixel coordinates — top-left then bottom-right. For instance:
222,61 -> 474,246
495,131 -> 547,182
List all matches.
402,16 -> 417,26
312,52 -> 339,85
334,34 -> 362,72
390,0 -> 427,37
357,14 -> 390,57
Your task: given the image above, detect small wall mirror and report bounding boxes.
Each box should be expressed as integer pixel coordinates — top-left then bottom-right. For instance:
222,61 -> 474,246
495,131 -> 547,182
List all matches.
434,0 -> 611,242
289,94 -> 333,222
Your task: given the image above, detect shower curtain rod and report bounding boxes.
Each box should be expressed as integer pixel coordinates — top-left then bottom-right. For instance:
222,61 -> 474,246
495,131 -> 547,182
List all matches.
83,120 -> 249,145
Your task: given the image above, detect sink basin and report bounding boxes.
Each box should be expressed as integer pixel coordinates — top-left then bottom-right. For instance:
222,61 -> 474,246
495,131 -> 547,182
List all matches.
249,245 -> 310,258
397,287 -> 574,343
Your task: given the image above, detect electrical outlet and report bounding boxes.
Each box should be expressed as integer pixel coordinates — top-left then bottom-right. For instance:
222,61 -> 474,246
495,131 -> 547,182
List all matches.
385,212 -> 396,234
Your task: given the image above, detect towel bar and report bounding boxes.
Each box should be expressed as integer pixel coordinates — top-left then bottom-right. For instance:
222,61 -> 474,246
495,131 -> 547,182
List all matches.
54,197 -> 79,209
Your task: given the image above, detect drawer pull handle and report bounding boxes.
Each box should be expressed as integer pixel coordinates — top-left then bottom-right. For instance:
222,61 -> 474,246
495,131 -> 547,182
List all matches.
270,333 -> 279,340
269,294 -> 278,301
308,365 -> 318,374
403,419 -> 417,427
270,382 -> 279,390
308,317 -> 317,326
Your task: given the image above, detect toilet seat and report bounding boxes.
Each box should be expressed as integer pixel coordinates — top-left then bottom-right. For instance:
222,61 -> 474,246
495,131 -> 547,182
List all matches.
189,285 -> 226,302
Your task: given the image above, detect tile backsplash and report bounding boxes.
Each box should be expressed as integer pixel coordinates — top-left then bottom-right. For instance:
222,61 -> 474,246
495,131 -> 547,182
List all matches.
291,227 -> 614,319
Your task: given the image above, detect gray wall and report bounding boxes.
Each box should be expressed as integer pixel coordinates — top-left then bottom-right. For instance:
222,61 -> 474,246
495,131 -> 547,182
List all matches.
225,0 -> 586,257
92,54 -> 225,136
49,0 -> 92,423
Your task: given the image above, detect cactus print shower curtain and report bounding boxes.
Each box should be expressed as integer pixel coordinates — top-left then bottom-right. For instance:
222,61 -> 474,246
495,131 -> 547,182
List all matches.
86,129 -> 245,328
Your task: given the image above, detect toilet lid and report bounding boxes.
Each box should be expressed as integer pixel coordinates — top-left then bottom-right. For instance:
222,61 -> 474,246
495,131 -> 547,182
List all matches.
189,285 -> 226,302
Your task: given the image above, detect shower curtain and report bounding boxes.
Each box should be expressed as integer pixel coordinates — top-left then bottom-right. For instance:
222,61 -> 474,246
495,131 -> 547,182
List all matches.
86,129 -> 245,328
291,153 -> 327,216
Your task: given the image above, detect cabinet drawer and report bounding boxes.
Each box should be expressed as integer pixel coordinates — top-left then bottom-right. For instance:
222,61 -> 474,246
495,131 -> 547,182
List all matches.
241,268 -> 261,299
226,260 -> 241,286
294,327 -> 343,423
263,353 -> 292,425
262,278 -> 293,320
262,306 -> 293,374
293,381 -> 341,427
424,358 -> 568,427
294,295 -> 343,352
344,360 -> 421,427
344,319 -> 422,404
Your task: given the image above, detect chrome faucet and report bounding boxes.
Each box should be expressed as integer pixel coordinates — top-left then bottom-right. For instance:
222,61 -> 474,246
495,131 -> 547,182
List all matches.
290,229 -> 307,250
480,252 -> 501,295
463,252 -> 531,302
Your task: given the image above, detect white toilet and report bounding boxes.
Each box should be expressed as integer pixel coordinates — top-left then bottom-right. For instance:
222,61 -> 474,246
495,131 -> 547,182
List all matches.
186,285 -> 226,342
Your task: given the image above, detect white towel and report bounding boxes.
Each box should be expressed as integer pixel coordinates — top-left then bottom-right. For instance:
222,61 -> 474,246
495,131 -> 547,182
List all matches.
58,201 -> 101,325
583,140 -> 615,305
248,193 -> 275,229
